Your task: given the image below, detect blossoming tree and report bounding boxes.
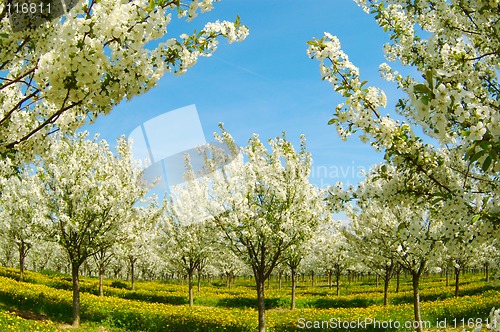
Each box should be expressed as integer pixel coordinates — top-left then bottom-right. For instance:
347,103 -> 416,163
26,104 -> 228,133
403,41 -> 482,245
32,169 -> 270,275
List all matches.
160,164 -> 219,307
0,166 -> 46,281
202,128 -> 326,332
35,132 -> 150,327
308,221 -> 350,296
347,161 -> 488,331
115,204 -> 161,291
345,204 -> 399,306
308,3 -> 499,328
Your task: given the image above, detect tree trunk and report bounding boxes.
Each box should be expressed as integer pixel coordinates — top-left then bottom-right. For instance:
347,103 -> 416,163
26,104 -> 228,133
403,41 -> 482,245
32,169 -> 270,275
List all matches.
383,276 -> 389,306
197,271 -> 201,292
290,267 -> 296,310
278,271 -> 282,290
376,273 -> 379,287
188,270 -> 194,308
18,241 -> 26,282
71,262 -> 81,327
328,271 -> 332,290
256,276 -> 266,332
485,263 -> 489,282
411,272 -> 423,332
311,271 -> 314,287
130,258 -> 136,291
335,272 -> 340,296
396,269 -> 400,293
454,267 -> 460,297
445,266 -> 449,286
99,263 -> 105,297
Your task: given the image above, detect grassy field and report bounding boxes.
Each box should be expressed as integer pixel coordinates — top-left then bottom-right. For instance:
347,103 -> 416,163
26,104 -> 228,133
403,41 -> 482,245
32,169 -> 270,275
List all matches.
0,267 -> 498,331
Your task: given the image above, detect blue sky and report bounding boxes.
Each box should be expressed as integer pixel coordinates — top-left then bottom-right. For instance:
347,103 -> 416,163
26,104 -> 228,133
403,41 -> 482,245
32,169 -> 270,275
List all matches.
87,0 -> 405,190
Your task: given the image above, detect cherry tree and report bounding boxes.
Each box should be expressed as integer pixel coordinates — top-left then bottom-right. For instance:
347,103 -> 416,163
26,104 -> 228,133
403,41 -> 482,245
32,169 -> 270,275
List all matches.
472,240 -> 500,282
345,204 -> 399,305
91,212 -> 157,295
28,239 -> 63,273
0,0 -> 248,164
309,2 -> 499,322
348,162 -> 460,332
308,221 -> 350,296
160,170 -> 218,307
202,129 -> 325,332
281,188 -> 328,309
211,248 -> 246,289
443,231 -> 485,297
35,132 -> 149,327
0,166 -> 45,281
115,204 -> 160,291
284,239 -> 312,310
0,235 -> 15,268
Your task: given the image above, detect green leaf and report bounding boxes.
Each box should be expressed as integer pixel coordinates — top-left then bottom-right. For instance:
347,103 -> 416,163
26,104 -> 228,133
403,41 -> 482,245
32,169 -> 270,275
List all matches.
470,149 -> 487,163
465,145 -> 476,159
425,70 -> 433,89
482,156 -> 492,171
235,15 -> 241,27
421,96 -> 429,105
328,118 -> 336,125
414,84 -> 430,93
471,214 -> 481,223
431,196 -> 443,205
479,141 -> 491,150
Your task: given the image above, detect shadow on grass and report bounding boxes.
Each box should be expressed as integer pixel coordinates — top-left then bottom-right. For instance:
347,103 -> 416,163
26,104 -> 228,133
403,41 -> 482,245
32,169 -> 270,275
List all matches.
216,297 -> 291,309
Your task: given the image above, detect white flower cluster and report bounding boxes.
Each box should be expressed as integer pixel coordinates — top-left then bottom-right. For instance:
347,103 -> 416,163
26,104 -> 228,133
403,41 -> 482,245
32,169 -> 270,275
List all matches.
0,0 -> 248,162
204,19 -> 249,44
308,33 -> 390,146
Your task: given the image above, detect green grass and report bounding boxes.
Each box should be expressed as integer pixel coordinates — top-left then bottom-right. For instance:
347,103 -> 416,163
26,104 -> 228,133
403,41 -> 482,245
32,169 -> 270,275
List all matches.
0,267 -> 498,331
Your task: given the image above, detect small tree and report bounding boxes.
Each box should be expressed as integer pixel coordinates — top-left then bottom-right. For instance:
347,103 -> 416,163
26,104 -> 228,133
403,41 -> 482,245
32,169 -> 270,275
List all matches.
116,205 -> 160,291
346,203 -> 400,305
212,249 -> 246,289
284,234 -> 322,309
310,223 -> 350,296
160,162 -> 218,307
346,163 -> 447,332
0,167 -> 45,281
36,132 -> 148,327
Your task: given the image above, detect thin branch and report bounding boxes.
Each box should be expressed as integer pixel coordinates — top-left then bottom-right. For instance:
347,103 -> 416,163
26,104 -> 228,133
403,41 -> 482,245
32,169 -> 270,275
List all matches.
5,90 -> 86,149
0,67 -> 36,90
0,89 -> 40,127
